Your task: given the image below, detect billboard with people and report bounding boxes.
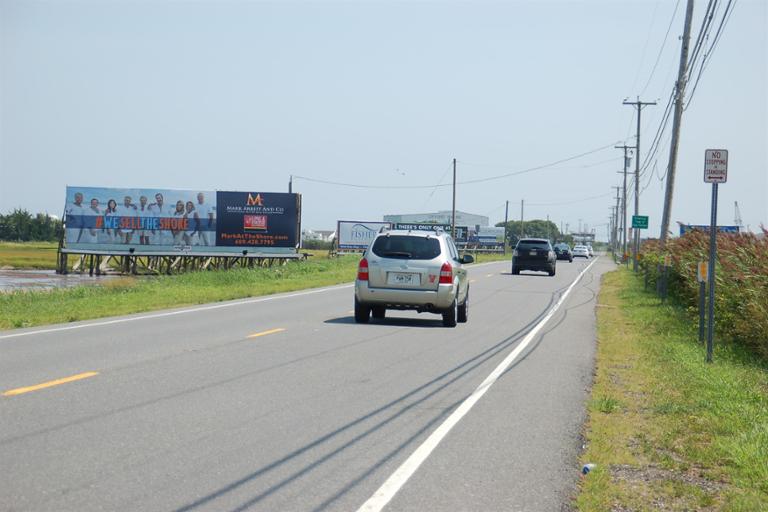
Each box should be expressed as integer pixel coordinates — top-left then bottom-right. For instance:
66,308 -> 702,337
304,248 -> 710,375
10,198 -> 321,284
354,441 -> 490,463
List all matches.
63,187 -> 300,254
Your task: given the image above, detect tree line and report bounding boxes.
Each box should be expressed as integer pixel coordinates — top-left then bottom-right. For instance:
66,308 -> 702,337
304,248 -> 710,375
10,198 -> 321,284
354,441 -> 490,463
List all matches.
0,209 -> 64,242
495,219 -> 574,246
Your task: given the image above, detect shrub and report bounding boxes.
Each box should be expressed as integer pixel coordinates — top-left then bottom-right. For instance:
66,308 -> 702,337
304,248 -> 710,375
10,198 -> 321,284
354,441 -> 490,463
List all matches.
640,228 -> 768,359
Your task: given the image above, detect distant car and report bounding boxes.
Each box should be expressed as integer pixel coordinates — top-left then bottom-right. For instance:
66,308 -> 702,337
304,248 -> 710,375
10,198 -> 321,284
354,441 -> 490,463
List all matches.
573,245 -> 590,258
586,245 -> 594,257
354,228 -> 473,327
512,238 -> 556,276
553,243 -> 573,262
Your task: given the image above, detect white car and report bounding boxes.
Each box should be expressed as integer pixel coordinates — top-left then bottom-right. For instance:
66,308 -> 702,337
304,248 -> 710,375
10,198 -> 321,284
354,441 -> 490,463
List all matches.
586,245 -> 594,257
573,245 -> 590,258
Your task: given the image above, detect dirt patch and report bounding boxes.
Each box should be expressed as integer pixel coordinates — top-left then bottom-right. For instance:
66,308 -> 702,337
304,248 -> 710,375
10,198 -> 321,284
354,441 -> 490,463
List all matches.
611,463 -> 726,494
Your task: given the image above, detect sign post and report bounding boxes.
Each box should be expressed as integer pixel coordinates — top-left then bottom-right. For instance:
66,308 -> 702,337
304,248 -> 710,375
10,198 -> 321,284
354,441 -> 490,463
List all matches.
631,215 -> 648,272
704,149 -> 727,362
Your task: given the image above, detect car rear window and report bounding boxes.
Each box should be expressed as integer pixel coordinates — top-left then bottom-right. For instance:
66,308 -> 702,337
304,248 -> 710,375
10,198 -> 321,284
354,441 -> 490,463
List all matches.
517,241 -> 550,251
372,235 -> 441,260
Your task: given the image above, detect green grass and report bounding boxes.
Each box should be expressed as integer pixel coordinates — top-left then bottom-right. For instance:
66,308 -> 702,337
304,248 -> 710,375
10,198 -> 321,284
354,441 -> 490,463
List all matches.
0,250 -> 509,330
577,269 -> 768,511
0,241 -> 59,269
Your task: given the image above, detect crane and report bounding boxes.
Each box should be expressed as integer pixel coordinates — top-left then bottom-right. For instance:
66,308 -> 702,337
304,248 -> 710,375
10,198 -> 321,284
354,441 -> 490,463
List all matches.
734,201 -> 743,232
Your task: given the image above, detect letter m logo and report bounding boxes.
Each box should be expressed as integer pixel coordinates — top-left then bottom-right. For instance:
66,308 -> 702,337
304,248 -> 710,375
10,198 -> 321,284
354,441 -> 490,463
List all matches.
247,193 -> 264,206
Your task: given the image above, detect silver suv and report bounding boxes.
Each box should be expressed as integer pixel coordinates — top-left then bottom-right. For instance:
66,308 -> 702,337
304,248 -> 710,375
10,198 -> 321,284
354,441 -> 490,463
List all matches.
354,228 -> 473,327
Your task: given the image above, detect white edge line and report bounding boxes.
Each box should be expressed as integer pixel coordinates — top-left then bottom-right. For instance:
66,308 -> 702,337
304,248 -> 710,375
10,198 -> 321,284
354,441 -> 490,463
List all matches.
0,259 -> 507,341
357,257 -> 600,512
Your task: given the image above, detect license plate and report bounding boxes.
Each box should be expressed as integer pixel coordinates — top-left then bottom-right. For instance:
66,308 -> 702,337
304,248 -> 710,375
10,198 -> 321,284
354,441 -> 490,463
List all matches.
388,272 -> 420,285
529,250 -> 537,256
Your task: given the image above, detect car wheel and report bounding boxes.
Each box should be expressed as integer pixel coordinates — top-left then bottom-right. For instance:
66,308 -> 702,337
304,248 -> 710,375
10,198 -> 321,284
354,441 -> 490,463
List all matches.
549,265 -> 556,276
354,297 -> 370,323
442,296 -> 458,327
512,265 -> 520,275
372,306 -> 386,319
569,257 -> 573,262
457,291 -> 468,323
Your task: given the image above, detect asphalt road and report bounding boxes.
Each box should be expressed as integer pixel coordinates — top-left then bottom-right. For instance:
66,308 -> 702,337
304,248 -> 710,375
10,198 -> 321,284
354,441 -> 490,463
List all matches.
1,256 -> 614,512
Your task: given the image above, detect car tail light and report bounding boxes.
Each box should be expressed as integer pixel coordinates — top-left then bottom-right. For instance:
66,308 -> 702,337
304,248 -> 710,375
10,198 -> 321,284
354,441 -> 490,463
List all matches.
357,258 -> 369,281
439,262 -> 453,284
513,249 -> 519,257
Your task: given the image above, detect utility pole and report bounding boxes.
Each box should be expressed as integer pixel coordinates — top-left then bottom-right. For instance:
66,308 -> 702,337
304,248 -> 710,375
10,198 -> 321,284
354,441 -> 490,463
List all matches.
607,207 -> 615,253
503,200 -> 509,254
660,0 -> 696,246
613,186 -> 621,254
520,200 -> 525,239
546,214 -> 550,241
624,97 -> 656,271
289,174 -> 293,193
615,144 -> 635,260
451,158 -> 457,238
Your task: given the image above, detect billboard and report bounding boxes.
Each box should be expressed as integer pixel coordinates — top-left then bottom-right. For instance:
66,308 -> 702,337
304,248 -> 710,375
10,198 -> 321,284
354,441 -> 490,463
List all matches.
392,222 -> 468,242
476,226 -> 505,246
337,221 -> 391,250
216,191 -> 299,248
679,224 -> 740,236
64,187 -> 300,254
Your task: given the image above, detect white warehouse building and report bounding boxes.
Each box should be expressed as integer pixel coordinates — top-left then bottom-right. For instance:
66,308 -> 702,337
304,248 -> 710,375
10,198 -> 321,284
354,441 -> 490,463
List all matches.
383,210 -> 489,227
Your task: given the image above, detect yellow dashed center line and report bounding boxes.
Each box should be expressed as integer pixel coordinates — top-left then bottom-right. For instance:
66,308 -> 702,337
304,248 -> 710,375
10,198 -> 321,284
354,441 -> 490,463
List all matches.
486,274 -> 493,278
247,328 -> 286,339
470,279 -> 477,283
3,371 -> 99,397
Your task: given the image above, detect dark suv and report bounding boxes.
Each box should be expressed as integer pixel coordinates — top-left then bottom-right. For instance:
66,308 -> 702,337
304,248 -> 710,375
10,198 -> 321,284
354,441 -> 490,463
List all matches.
512,238 -> 556,276
553,243 -> 573,262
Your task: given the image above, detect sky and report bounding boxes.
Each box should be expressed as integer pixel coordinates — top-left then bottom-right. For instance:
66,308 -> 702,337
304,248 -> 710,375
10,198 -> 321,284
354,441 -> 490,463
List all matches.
1,0 -> 766,240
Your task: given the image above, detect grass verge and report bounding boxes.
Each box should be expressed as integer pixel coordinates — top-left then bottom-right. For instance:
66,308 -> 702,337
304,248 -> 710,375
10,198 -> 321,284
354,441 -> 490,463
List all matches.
0,242 -> 59,269
0,251 -> 509,330
576,268 -> 768,511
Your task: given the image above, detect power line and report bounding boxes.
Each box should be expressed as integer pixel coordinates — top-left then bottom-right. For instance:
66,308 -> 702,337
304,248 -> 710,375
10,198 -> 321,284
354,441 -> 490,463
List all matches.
527,192 -> 613,206
686,0 -> 737,110
292,141 -> 620,190
687,0 -> 718,72
638,88 -> 675,174
640,0 -> 683,96
629,1 -> 662,94
423,162 -> 453,205
460,156 -> 622,170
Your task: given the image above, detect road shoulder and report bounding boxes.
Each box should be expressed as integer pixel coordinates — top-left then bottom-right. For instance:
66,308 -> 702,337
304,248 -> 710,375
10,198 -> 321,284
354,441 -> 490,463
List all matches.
576,268 -> 768,511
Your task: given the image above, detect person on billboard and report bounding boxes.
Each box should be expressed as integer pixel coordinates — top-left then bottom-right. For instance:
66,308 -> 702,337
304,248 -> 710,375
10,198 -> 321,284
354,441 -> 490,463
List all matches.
150,193 -> 170,246
183,201 -> 200,245
84,198 -> 102,244
104,199 -> 118,243
196,192 -> 214,246
172,200 -> 186,245
65,192 -> 85,244
117,195 -> 137,244
137,195 -> 151,245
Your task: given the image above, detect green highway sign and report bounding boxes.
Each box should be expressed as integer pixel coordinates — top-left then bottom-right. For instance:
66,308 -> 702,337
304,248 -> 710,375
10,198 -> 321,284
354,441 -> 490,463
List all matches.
632,215 -> 649,229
